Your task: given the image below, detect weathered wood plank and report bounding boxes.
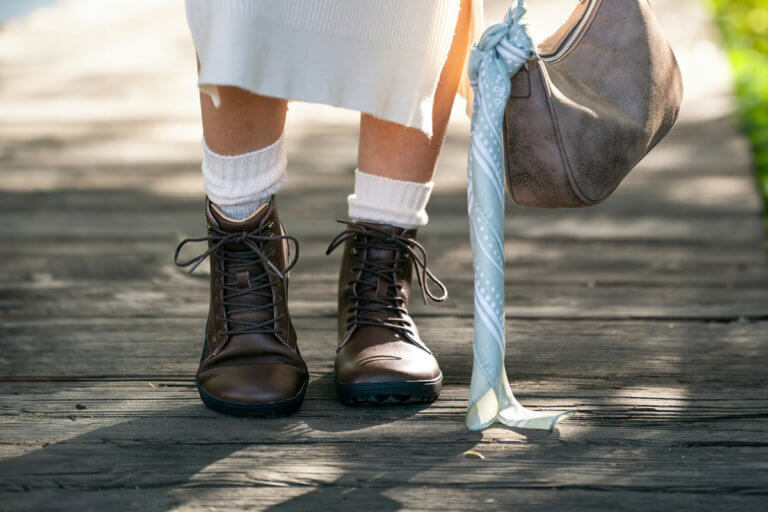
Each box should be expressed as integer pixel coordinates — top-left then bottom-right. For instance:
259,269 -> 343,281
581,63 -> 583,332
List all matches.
1,318 -> 765,383
3,380 -> 768,424
2,278 -> 766,322
1,383 -> 766,511
2,239 -> 767,287
1,488 -> 764,512
0,192 -> 764,244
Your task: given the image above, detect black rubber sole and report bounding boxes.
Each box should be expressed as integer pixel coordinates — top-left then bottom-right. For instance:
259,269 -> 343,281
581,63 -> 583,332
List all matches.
196,378 -> 308,417
335,376 -> 442,406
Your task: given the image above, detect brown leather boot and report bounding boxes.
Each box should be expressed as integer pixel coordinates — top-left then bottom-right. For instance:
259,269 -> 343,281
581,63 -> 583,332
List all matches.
326,220 -> 447,405
175,198 -> 308,416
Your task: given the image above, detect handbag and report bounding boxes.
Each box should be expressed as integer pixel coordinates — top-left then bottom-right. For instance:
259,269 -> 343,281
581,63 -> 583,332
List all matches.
504,0 -> 684,207
464,0 -> 682,430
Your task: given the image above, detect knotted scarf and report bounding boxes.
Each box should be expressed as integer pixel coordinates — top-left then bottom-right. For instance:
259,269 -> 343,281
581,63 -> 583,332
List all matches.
465,1 -> 574,431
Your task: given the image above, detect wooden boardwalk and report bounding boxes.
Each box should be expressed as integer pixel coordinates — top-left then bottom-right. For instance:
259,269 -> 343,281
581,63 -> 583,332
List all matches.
1,1 -> 766,510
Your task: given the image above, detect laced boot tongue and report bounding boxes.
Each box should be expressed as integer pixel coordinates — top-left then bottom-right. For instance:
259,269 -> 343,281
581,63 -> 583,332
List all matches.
207,201 -> 272,251
325,219 -> 447,341
369,255 -> 396,300
352,224 -> 414,328
207,200 -> 279,335
225,261 -> 274,333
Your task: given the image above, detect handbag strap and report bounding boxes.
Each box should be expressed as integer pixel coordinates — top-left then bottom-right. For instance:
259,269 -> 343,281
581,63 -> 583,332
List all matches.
465,0 -> 573,431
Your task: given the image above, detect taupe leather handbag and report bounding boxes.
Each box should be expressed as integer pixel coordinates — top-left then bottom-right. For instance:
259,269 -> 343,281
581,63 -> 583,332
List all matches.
503,0 -> 683,207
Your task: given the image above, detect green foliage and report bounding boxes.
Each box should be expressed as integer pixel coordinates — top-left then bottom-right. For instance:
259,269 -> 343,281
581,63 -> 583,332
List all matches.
710,0 -> 768,213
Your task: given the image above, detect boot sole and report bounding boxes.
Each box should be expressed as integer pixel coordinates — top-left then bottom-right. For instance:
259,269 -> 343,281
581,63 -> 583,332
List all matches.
335,376 -> 442,406
196,377 -> 308,417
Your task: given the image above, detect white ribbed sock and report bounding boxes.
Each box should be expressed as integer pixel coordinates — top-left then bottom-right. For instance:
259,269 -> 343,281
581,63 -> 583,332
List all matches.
202,134 -> 287,220
347,169 -> 434,229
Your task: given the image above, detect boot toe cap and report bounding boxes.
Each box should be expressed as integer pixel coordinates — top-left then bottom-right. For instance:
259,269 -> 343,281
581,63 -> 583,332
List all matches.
335,341 -> 441,385
197,363 -> 308,406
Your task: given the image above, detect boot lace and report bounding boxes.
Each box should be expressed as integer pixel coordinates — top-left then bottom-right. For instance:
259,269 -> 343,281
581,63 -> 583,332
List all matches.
325,220 -> 447,337
174,222 -> 299,337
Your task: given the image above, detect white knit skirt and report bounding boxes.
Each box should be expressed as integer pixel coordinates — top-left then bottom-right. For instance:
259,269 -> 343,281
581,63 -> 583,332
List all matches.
185,0 -> 482,137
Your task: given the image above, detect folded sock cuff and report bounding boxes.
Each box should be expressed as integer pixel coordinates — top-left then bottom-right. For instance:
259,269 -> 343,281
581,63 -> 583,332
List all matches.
347,169 -> 434,228
202,134 -> 287,206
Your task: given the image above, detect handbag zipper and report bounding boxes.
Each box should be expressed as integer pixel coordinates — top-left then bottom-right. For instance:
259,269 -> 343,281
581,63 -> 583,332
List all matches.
541,0 -> 599,62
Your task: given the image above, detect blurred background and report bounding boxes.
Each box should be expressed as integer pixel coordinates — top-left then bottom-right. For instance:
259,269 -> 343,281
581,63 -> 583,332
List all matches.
0,0 -> 765,223
711,0 -> 768,214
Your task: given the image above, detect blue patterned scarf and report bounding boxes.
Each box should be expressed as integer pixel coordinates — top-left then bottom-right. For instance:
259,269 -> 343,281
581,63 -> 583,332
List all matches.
465,0 -> 574,431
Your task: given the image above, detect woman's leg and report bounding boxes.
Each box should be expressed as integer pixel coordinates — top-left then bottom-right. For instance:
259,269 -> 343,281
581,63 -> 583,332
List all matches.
179,86 -> 308,417
349,0 -> 471,229
332,0 -> 471,405
200,86 -> 287,156
199,87 -> 289,220
357,0 -> 471,184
